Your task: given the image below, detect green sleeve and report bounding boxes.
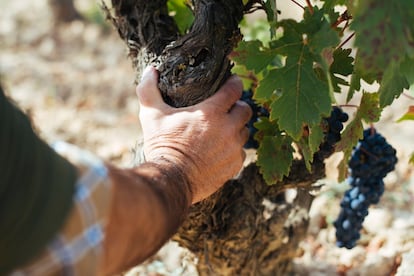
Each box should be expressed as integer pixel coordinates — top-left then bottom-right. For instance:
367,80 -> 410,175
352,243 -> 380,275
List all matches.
0,86 -> 77,274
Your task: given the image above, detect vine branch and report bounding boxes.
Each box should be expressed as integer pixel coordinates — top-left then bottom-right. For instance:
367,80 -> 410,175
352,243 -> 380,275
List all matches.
305,0 -> 314,14
331,10 -> 352,28
290,0 -> 305,10
337,32 -> 355,49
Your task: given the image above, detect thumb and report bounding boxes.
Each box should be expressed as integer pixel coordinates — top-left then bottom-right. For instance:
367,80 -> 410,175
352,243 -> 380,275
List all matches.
136,66 -> 167,110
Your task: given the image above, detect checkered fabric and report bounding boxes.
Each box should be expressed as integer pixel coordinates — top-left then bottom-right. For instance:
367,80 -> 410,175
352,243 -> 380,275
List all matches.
11,142 -> 112,276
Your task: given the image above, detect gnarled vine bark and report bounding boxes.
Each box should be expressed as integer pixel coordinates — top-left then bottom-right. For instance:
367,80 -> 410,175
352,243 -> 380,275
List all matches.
105,0 -> 326,274
108,0 -> 244,107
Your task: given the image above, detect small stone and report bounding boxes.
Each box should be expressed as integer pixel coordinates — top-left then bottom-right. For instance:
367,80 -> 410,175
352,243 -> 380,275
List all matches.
38,37 -> 56,57
396,248 -> 414,276
360,253 -> 395,276
393,213 -> 414,229
363,208 -> 393,234
339,246 -> 366,267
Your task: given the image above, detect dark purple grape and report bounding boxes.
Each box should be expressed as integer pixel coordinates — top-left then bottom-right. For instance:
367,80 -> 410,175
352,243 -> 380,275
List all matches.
334,128 -> 397,249
316,106 -> 348,160
240,90 -> 269,149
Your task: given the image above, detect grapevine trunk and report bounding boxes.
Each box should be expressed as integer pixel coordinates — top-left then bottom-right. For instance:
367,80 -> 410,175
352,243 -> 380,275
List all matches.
106,0 -> 327,274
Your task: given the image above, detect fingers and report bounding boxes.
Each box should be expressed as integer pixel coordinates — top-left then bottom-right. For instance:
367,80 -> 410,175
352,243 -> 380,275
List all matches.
201,75 -> 243,112
136,66 -> 168,111
230,149 -> 246,180
240,149 -> 247,166
240,127 -> 250,145
229,100 -> 253,129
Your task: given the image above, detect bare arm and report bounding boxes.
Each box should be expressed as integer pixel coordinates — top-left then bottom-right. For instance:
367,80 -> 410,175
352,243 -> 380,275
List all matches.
99,67 -> 252,275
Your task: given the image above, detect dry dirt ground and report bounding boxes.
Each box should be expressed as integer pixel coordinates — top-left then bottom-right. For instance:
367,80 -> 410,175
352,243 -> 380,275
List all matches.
2,1 -> 414,275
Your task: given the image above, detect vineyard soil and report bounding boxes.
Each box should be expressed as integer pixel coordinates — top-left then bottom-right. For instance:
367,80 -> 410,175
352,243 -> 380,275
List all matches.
1,0 -> 414,275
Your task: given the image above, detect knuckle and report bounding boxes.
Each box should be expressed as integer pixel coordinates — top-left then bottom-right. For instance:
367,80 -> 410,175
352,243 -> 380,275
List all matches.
238,100 -> 253,115
201,103 -> 223,118
227,83 -> 242,99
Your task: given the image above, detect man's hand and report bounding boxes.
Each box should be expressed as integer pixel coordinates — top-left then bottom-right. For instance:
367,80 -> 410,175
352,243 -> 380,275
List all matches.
137,66 -> 252,203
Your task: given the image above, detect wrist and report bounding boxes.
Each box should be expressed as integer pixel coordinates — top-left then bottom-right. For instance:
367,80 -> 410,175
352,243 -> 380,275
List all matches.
134,157 -> 193,208
102,161 -> 192,274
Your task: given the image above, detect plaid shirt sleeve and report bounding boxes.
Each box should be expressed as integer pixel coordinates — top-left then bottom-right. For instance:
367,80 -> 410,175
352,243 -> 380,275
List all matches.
11,142 -> 112,276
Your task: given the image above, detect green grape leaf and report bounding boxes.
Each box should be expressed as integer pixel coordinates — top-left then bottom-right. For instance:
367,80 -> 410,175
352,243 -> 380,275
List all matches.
337,152 -> 350,181
264,0 -> 278,38
253,117 -> 281,146
254,117 -> 280,137
255,69 -> 279,102
260,9 -> 338,140
335,117 -> 363,181
347,70 -> 362,102
397,106 -> 414,122
296,138 -> 313,172
232,40 -> 277,73
399,2 -> 414,59
272,19 -> 305,48
321,1 -> 341,24
331,48 -> 354,76
302,7 -> 327,35
351,0 -> 413,80
167,0 -> 194,34
336,116 -> 363,153
308,22 -> 339,100
297,125 -> 324,171
358,92 -> 381,123
400,57 -> 414,85
379,61 -> 410,108
330,48 -> 354,92
231,64 -> 254,89
331,75 -> 349,93
269,44 -> 331,140
410,153 -> 414,165
309,124 -> 324,153
335,92 -> 380,180
308,22 -> 340,61
257,135 -> 294,184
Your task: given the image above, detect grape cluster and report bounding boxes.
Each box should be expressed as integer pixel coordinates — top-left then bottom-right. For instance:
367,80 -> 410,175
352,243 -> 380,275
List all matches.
334,128 -> 397,249
240,90 -> 269,149
317,106 -> 349,160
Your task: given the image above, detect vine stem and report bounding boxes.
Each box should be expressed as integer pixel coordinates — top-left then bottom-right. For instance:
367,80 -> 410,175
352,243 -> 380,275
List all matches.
238,73 -> 259,88
305,0 -> 314,14
340,20 -> 350,36
290,0 -> 305,10
369,123 -> 376,136
339,104 -> 359,109
337,32 -> 355,49
403,92 -> 414,101
331,10 -> 352,28
360,145 -> 380,160
331,17 -> 345,28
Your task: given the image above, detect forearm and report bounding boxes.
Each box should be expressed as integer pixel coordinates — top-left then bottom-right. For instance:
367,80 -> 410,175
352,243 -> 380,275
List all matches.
100,161 -> 192,275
